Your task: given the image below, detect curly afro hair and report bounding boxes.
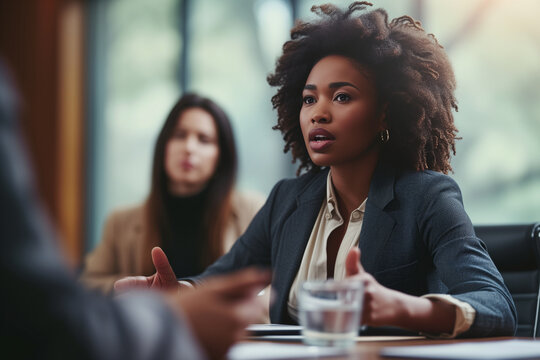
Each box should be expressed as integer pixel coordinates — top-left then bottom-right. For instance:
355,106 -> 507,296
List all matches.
268,1 -> 459,175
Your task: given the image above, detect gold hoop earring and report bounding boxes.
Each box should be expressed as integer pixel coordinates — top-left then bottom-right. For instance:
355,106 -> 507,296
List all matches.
379,129 -> 390,143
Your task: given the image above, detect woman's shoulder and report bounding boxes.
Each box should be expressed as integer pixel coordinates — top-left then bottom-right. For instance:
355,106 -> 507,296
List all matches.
396,169 -> 459,189
105,203 -> 146,228
270,168 -> 328,195
96,203 -> 146,248
393,169 -> 463,205
231,190 -> 266,214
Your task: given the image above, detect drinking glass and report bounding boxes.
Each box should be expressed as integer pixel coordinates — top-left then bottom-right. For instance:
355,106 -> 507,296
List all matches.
298,279 -> 363,348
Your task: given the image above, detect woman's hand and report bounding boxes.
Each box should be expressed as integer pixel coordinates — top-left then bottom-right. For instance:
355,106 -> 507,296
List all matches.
114,247 -> 181,294
345,247 -> 456,333
345,247 -> 408,327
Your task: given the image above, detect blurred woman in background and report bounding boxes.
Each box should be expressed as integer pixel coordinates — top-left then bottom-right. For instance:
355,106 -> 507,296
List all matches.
80,93 -> 265,294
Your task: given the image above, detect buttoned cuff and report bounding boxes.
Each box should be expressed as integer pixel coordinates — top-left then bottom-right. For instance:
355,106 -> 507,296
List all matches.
420,294 -> 476,338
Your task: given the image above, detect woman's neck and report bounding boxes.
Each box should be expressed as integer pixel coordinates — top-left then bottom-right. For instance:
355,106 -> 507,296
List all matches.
166,186 -> 208,206
330,154 -> 379,217
168,181 -> 207,197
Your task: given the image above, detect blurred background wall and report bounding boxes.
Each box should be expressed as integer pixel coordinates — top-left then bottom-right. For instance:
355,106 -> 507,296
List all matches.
1,0 -> 539,267
0,0 -> 85,266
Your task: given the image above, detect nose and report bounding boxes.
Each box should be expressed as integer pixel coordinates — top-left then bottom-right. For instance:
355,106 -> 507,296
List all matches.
311,102 -> 331,124
184,135 -> 198,152
311,116 -> 330,124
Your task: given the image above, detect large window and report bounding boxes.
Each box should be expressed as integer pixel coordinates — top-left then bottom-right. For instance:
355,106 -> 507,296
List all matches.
87,0 -> 540,250
86,0 -> 183,249
186,0 -> 295,192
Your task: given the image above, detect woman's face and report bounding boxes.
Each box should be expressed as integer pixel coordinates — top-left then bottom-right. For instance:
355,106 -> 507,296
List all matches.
165,107 -> 220,196
299,55 -> 385,169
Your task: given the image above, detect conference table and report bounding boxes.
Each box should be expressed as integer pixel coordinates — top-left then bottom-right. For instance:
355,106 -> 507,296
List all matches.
236,336 -> 521,360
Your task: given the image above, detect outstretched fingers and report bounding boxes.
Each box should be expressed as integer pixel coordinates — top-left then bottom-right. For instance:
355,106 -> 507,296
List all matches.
112,247 -> 177,294
345,247 -> 365,277
151,247 -> 178,286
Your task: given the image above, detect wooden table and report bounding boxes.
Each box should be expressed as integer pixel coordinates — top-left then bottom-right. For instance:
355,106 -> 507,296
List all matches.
242,336 -> 518,360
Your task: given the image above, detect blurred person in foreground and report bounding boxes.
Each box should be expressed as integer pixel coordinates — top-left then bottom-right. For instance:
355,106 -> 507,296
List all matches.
116,2 -> 516,338
0,61 -> 269,360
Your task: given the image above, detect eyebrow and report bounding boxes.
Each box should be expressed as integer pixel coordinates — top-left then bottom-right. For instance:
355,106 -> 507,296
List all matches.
329,81 -> 360,90
303,82 -> 360,91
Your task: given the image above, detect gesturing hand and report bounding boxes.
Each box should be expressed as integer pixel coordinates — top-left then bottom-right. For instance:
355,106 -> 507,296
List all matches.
114,247 -> 180,294
345,247 -> 457,334
345,247 -> 405,327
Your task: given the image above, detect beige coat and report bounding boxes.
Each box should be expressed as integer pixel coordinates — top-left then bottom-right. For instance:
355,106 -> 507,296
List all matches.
80,191 -> 265,294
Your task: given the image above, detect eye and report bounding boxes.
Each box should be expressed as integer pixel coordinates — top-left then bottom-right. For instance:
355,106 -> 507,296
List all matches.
303,95 -> 315,105
172,130 -> 186,139
334,93 -> 351,102
198,135 -> 213,144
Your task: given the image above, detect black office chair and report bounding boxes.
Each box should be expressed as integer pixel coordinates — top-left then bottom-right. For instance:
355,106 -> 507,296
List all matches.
474,223 -> 540,337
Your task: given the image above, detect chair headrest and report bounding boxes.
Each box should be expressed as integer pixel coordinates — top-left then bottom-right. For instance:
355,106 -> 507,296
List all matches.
474,223 -> 540,272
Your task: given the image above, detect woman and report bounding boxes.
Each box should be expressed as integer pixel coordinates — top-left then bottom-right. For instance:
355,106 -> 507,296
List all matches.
81,93 -> 265,294
117,2 -> 516,337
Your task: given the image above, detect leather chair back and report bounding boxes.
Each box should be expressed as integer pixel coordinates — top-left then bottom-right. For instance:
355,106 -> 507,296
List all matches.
475,223 -> 540,337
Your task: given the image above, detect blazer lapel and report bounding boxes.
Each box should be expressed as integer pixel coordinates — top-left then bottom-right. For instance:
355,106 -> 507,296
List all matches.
359,163 -> 397,274
272,169 -> 327,323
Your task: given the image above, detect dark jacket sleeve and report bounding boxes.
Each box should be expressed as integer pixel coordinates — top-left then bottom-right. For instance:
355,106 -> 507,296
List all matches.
417,172 -> 517,337
0,62 -> 206,360
191,180 -> 286,282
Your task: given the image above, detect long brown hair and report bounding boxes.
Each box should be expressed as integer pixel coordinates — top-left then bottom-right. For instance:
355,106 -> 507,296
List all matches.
140,93 -> 237,274
268,1 -> 459,175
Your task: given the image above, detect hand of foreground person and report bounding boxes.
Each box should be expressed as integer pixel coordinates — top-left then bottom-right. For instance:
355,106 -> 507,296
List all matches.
164,268 -> 271,360
114,247 -> 182,294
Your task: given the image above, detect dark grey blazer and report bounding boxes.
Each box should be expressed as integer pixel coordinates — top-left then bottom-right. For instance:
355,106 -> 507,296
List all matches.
198,164 -> 517,337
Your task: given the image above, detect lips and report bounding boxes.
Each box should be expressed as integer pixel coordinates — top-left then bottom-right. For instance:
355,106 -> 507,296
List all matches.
308,128 -> 335,151
309,128 -> 335,141
180,160 -> 195,170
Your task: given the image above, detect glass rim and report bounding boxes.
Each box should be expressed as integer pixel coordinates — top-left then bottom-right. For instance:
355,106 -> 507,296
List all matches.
300,279 -> 363,291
